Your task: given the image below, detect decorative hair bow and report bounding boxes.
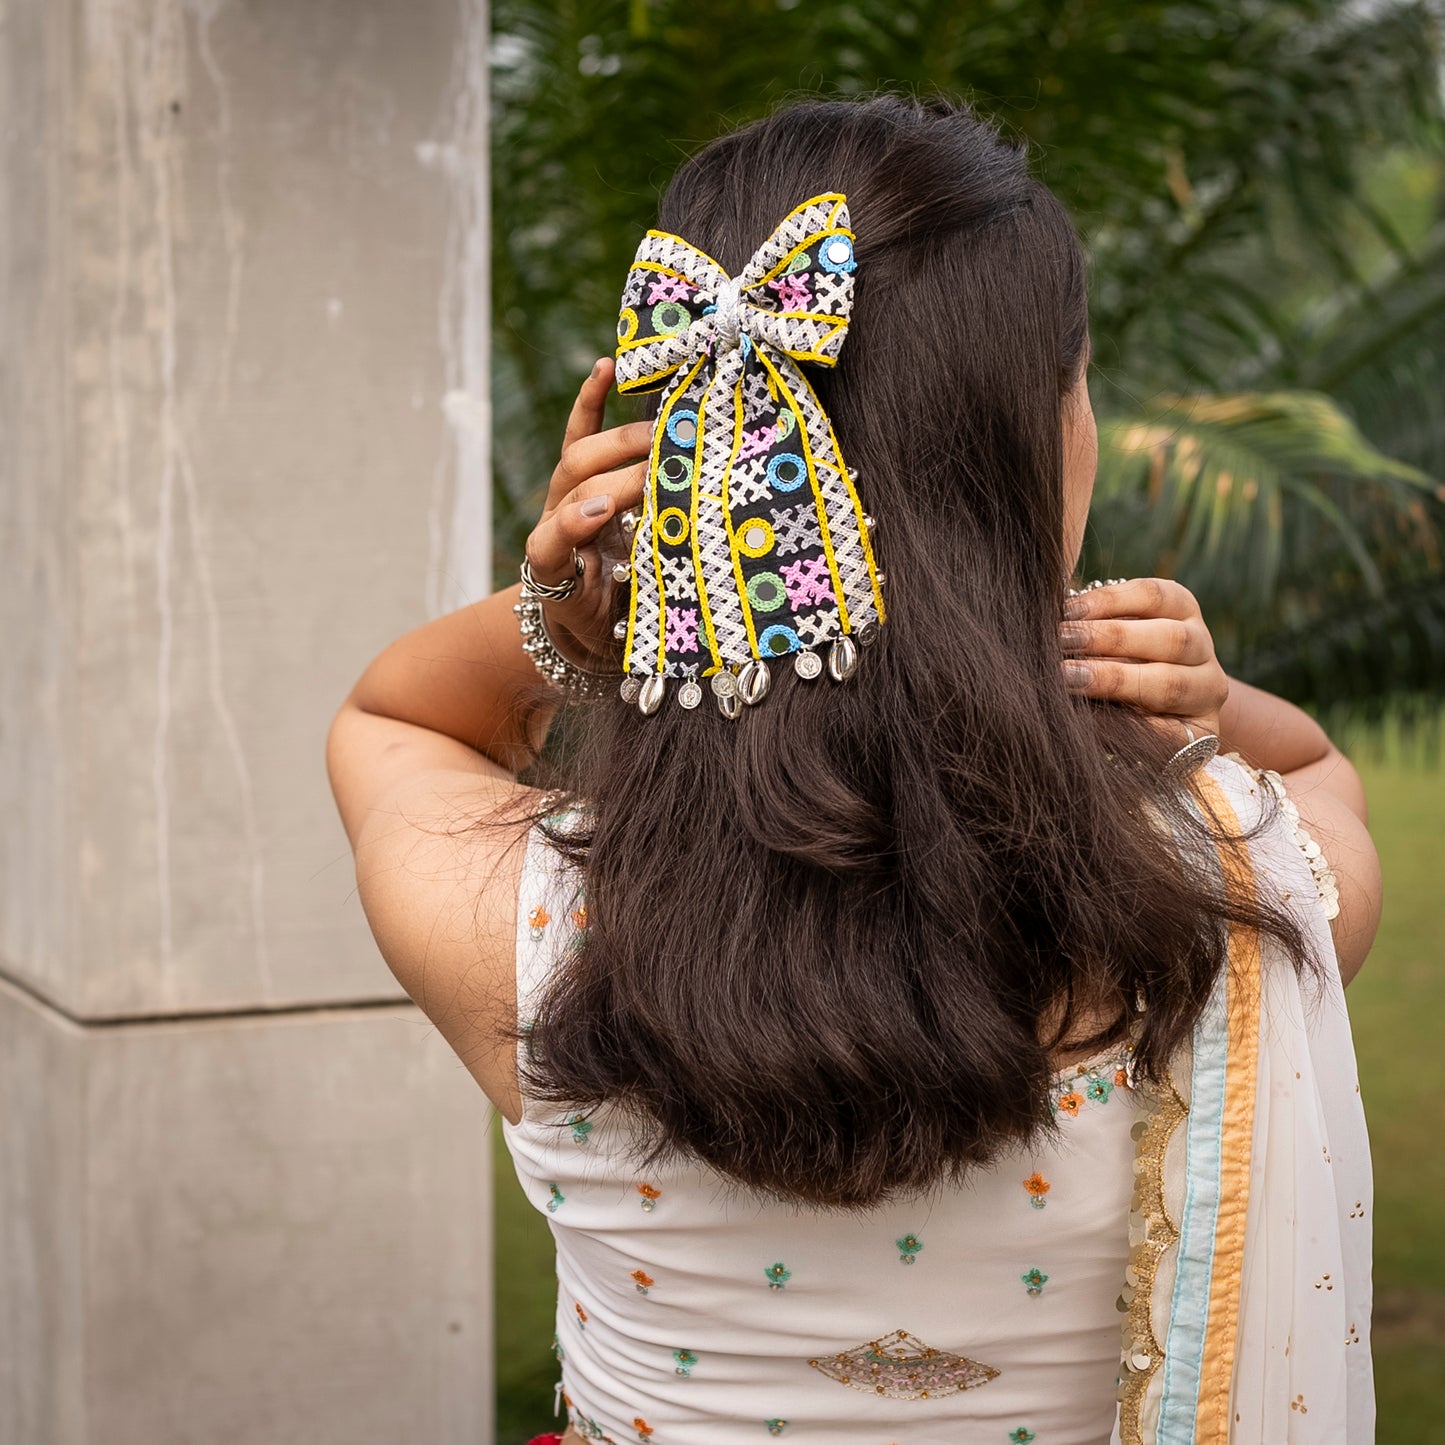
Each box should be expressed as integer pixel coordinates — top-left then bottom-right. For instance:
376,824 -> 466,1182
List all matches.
613,192 -> 886,717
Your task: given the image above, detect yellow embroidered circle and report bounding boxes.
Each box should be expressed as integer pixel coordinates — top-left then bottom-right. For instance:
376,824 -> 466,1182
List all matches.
617,307 -> 639,343
737,518 -> 775,557
657,508 -> 690,546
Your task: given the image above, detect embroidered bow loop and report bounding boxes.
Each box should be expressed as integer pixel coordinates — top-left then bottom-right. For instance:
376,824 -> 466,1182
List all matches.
613,193 -> 884,712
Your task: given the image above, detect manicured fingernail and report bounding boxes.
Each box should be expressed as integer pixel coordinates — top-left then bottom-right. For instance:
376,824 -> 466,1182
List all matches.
580,495 -> 610,518
1059,624 -> 1087,651
1063,661 -> 1092,690
1062,597 -> 1086,619
590,358 -> 604,379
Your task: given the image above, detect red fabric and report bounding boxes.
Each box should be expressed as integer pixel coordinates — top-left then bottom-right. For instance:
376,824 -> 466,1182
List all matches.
525,1436 -> 564,1445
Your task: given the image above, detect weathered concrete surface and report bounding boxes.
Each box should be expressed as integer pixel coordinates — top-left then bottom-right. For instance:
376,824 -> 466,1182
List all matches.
0,0 -> 496,1438
0,977 -> 493,1445
0,0 -> 492,1018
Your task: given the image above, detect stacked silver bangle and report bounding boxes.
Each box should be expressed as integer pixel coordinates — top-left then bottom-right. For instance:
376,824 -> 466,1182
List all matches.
514,551 -> 616,700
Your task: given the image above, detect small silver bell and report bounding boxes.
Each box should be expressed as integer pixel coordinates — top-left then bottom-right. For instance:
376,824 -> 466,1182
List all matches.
620,509 -> 639,533
847,467 -> 860,483
737,659 -> 771,706
861,512 -> 876,531
717,690 -> 742,720
637,674 -> 666,716
875,571 -> 887,587
612,618 -> 628,640
610,561 -> 630,583
827,635 -> 859,682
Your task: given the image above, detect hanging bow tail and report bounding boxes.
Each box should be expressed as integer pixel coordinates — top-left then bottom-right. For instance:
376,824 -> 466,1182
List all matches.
613,192 -> 886,714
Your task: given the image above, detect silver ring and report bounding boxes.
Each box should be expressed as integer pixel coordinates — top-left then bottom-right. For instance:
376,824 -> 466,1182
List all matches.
520,549 -> 583,601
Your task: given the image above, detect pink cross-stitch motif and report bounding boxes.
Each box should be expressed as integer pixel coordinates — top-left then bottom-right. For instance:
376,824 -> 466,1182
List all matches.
768,274 -> 812,311
646,275 -> 694,304
780,557 -> 835,609
665,605 -> 700,653
738,423 -> 780,461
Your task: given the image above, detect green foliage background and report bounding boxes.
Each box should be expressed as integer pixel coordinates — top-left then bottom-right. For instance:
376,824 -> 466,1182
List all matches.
491,0 -> 1445,725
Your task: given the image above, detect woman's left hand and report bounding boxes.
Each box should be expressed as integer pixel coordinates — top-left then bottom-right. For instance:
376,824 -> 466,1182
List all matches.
1059,578 -> 1228,741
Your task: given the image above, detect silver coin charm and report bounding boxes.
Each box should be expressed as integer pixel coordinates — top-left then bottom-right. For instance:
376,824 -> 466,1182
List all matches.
678,678 -> 703,710
857,621 -> 880,649
638,674 -> 666,716
737,659 -> 771,706
793,649 -> 823,680
710,670 -> 737,699
717,691 -> 742,720
619,677 -> 642,704
827,635 -> 859,682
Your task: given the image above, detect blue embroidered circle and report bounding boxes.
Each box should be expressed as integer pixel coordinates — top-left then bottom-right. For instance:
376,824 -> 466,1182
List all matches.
666,409 -> 699,447
757,624 -> 800,655
819,234 -> 857,274
767,453 -> 806,493
658,453 -> 694,492
650,300 -> 691,336
746,572 -> 787,613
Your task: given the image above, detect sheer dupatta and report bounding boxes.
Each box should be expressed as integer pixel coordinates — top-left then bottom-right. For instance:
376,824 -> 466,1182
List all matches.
1115,756 -> 1374,1445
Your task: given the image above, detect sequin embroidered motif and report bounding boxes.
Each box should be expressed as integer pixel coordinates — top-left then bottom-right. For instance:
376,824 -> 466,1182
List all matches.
808,1329 -> 1000,1399
895,1233 -> 924,1265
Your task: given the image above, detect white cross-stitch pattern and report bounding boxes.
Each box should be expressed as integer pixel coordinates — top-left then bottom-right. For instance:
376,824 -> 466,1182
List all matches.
769,503 -> 824,556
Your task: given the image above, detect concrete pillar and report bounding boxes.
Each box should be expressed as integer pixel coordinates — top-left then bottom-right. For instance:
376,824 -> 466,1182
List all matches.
0,2 -> 493,1440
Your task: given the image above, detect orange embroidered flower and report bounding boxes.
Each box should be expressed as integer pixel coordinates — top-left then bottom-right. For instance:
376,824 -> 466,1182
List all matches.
1023,1171 -> 1051,1204
1057,1091 -> 1083,1117
634,1421 -> 654,1441
1115,1067 -> 1130,1089
631,1269 -> 655,1294
574,1301 -> 588,1325
572,904 -> 588,929
527,905 -> 550,937
637,1183 -> 661,1212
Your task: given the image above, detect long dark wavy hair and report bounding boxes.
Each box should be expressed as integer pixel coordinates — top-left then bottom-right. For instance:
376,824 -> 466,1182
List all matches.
512,94 -> 1309,1208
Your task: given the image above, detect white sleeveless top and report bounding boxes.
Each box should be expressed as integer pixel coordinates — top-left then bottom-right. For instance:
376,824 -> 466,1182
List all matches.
502,824 -> 1145,1445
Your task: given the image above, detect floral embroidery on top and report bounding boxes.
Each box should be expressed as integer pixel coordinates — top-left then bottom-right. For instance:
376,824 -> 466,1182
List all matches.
632,1269 -> 655,1295
551,1331 -> 564,1362
1056,1091 -> 1084,1118
1010,1430 -> 1037,1444
546,1183 -> 565,1213
634,1419 -> 654,1441
1022,1267 -> 1049,1296
673,1347 -> 699,1377
637,1183 -> 661,1212
1084,1072 -> 1114,1104
574,1301 -> 588,1326
896,1232 -> 924,1264
1023,1172 -> 1051,1209
569,1113 -> 594,1144
527,905 -> 550,941
571,904 -> 588,930
765,1421 -> 789,1436
765,1261 -> 792,1290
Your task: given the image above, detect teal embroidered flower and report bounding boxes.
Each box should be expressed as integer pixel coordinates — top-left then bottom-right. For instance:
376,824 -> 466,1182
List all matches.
1009,1430 -> 1037,1444
673,1347 -> 699,1377
546,1183 -> 565,1213
1022,1267 -> 1049,1296
765,1261 -> 792,1290
896,1233 -> 924,1264
765,1421 -> 789,1437
551,1331 -> 564,1362
569,1113 -> 594,1144
1085,1073 -> 1114,1104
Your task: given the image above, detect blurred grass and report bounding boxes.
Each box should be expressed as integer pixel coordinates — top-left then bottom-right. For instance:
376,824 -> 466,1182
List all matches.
493,749 -> 1445,1444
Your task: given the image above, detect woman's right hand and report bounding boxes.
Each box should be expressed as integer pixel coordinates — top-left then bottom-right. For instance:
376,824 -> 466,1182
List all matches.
523,357 -> 651,663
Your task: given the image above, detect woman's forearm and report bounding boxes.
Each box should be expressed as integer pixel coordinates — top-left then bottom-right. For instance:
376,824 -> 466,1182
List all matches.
1218,676 -> 1367,823
345,582 -> 556,775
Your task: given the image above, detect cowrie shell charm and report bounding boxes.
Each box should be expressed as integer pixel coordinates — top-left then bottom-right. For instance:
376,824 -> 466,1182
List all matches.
737,659 -> 771,706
